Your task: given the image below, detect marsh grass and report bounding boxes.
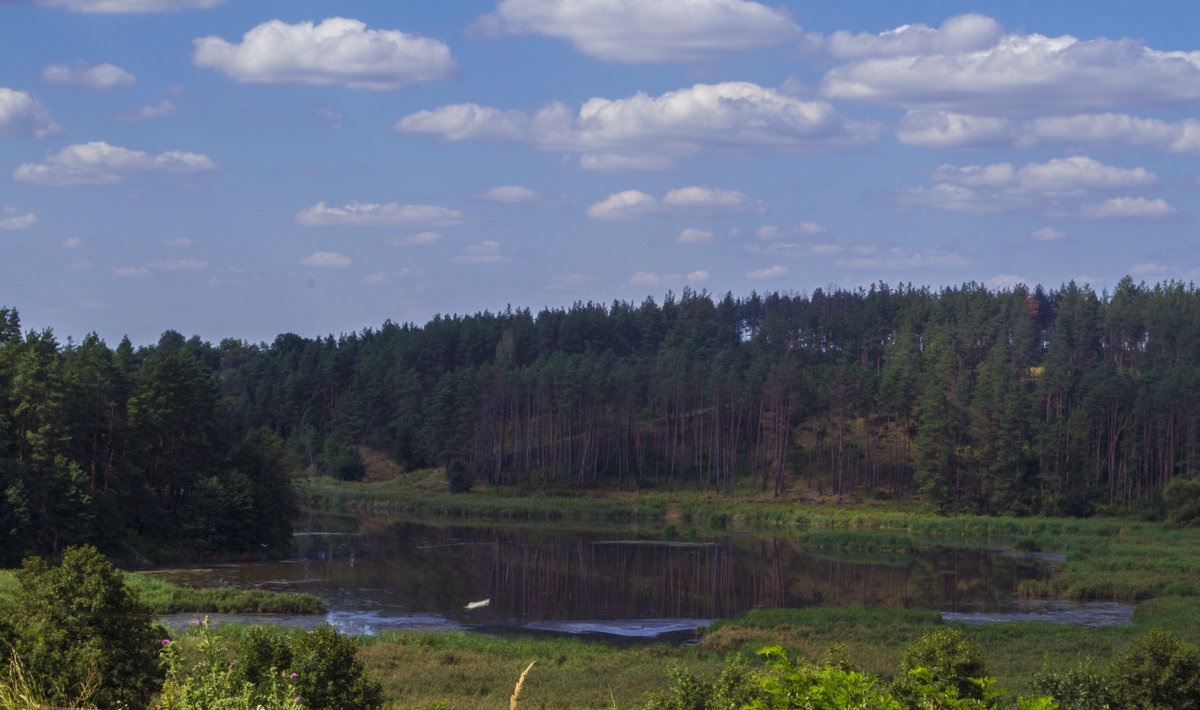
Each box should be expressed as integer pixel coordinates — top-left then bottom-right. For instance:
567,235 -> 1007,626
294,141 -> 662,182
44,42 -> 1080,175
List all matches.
356,630 -> 729,710
124,573 -> 327,614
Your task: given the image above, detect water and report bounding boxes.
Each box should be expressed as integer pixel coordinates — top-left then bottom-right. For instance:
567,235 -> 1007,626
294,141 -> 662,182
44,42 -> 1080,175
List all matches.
146,516 -> 1133,640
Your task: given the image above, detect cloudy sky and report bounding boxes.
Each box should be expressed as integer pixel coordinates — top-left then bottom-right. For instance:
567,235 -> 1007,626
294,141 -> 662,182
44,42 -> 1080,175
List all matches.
3,0 -> 1200,344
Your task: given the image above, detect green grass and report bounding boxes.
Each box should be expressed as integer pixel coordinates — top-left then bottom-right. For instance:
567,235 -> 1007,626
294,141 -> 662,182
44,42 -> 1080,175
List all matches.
124,573 -> 327,614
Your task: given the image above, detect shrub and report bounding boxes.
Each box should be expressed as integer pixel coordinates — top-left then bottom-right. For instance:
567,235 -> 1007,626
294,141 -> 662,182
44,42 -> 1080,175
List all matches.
236,625 -> 382,710
9,545 -> 166,709
331,452 -> 366,482
158,617 -> 299,710
891,628 -> 988,704
643,660 -> 763,710
1034,662 -> 1117,710
447,460 -> 474,494
1108,628 -> 1200,709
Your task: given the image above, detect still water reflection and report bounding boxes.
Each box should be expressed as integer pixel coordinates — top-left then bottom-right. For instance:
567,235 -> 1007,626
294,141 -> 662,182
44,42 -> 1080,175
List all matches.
151,516 -> 1130,639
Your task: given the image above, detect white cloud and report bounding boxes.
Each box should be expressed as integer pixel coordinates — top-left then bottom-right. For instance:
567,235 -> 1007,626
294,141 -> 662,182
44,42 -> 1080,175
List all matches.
62,237 -> 83,248
363,268 -> 410,284
687,270 -> 711,283
0,88 -> 61,137
1030,227 -> 1067,242
747,265 -> 788,279
475,185 -> 541,203
822,14 -> 1200,115
111,265 -> 151,277
0,206 -> 37,230
677,228 -> 714,244
390,232 -> 442,247
147,258 -> 207,271
898,111 -> 1200,154
162,237 -> 195,247
23,0 -> 222,12
469,0 -> 802,63
301,251 -> 351,268
896,111 -> 1014,148
827,14 -> 1003,59
585,190 -> 659,221
41,61 -> 135,89
587,186 -> 764,221
745,241 -> 843,258
902,156 -> 1172,218
13,141 -> 218,186
116,99 -> 176,122
396,82 -> 882,171
631,271 -> 660,286
453,240 -> 511,264
662,186 -> 765,214
295,201 -> 465,227
193,17 -> 457,91
834,247 -> 968,270
1072,197 -> 1177,220
756,223 -> 827,240
1131,263 -> 1177,278
987,274 -> 1031,289
579,154 -> 679,172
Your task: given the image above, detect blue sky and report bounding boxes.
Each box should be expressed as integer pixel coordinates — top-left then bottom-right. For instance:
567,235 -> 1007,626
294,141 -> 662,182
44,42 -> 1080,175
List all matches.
3,0 -> 1200,345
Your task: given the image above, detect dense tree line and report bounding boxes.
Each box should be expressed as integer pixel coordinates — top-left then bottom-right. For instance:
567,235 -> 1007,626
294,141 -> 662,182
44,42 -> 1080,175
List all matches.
6,278 -> 1200,558
0,309 -> 296,564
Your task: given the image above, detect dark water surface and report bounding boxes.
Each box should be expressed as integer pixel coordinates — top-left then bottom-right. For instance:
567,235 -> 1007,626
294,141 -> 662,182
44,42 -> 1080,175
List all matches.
151,515 -> 1132,639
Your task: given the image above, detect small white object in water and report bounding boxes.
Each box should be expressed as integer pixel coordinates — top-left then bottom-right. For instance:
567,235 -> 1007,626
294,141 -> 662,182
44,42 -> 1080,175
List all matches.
465,598 -> 490,610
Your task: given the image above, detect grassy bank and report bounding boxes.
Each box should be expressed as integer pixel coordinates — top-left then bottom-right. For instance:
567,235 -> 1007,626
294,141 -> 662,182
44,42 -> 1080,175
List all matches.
125,573 -> 327,614
2,568 -> 325,615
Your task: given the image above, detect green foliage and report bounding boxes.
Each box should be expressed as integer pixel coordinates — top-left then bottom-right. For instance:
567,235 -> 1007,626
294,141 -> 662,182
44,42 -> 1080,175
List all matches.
330,449 -> 366,482
1107,628 -> 1200,709
1034,662 -> 1118,710
234,624 -> 383,710
892,628 -> 988,704
158,617 -> 299,710
642,659 -> 764,710
748,645 -> 901,710
1164,478 -> 1200,528
447,459 -> 474,494
9,545 -> 166,709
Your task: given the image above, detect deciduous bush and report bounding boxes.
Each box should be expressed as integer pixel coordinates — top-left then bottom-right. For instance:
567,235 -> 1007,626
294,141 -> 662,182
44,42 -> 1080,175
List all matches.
891,628 -> 988,704
1108,628 -> 1200,709
234,624 -> 382,710
9,545 -> 165,708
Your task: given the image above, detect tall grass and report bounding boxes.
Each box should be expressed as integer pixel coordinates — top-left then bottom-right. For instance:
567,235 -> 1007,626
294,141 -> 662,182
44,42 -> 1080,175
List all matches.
124,573 -> 327,614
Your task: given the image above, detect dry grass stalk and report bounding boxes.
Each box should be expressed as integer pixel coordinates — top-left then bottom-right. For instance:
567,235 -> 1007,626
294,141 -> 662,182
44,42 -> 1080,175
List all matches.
509,661 -> 535,710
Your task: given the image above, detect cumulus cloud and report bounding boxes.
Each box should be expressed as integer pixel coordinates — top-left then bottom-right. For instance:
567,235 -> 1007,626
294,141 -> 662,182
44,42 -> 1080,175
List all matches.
677,228 -> 714,244
147,258 -> 207,271
116,99 -> 176,122
822,14 -> 1200,115
662,186 -> 766,214
902,156 -> 1173,219
0,88 -> 61,137
897,110 -> 1200,153
13,141 -> 218,186
396,82 -> 882,171
14,0 -> 222,11
469,0 -> 803,63
193,17 -> 457,90
630,271 -> 661,286
62,237 -> 83,248
834,247 -> 969,270
586,186 -> 764,221
747,265 -> 788,279
0,206 -> 37,230
41,61 -> 135,89
301,251 -> 351,268
363,268 -> 411,284
295,201 -> 465,227
687,270 -> 710,283
453,240 -> 511,264
1030,227 -> 1068,242
390,232 -> 442,247
756,223 -> 827,240
585,190 -> 660,221
1130,263 -> 1178,278
474,185 -> 541,203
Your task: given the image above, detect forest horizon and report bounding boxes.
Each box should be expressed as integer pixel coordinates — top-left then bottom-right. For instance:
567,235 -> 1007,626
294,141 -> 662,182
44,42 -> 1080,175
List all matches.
4,276 -> 1200,560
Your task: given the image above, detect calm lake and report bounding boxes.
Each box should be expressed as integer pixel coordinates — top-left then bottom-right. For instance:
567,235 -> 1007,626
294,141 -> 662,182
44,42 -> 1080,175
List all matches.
151,515 -> 1132,640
